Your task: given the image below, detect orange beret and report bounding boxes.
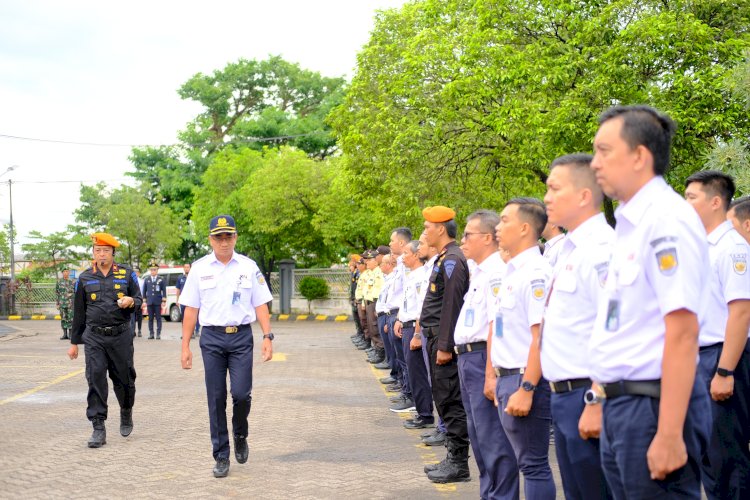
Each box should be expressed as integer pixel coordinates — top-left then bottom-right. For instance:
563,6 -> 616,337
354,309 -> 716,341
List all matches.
422,206 -> 456,223
350,254 -> 361,261
91,232 -> 120,248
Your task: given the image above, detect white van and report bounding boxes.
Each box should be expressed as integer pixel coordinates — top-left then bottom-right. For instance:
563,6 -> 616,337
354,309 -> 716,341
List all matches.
141,267 -> 186,322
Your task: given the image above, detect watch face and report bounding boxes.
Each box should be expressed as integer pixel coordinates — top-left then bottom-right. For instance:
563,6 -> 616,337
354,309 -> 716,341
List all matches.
521,381 -> 535,392
264,333 -> 274,340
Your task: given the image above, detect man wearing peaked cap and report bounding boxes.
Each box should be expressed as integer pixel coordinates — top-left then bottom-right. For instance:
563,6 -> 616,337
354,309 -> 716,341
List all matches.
67,232 -> 143,447
419,205 -> 473,483
179,214 -> 274,478
143,262 -> 166,339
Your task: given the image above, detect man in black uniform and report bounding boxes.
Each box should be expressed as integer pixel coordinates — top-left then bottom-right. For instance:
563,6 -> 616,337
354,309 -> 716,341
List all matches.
143,263 -> 166,339
67,233 -> 143,448
419,205 -> 471,483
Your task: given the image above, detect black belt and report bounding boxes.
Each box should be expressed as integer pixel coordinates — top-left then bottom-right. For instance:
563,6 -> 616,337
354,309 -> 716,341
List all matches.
699,342 -> 723,352
203,324 -> 252,335
454,341 -> 487,355
422,326 -> 439,339
549,378 -> 591,394
378,308 -> 399,317
402,320 -> 416,329
494,367 -> 525,377
90,323 -> 130,336
601,380 -> 661,399
377,311 -> 387,317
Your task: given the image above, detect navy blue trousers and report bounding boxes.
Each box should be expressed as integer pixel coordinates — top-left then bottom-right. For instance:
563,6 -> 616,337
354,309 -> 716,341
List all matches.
147,303 -> 162,335
600,378 -> 710,499
496,373 -> 556,500
550,387 -> 610,500
698,341 -> 750,500
377,314 -> 397,378
389,313 -> 410,397
403,326 -> 433,420
200,327 -> 254,460
83,327 -> 136,420
458,351 -> 518,499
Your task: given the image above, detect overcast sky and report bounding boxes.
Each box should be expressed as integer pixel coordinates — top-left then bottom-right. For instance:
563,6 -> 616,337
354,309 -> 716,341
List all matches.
0,0 -> 406,245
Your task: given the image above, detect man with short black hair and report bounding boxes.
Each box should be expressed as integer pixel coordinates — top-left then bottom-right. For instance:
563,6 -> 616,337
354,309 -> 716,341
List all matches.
490,197 -> 556,499
590,105 -> 711,496
684,170 -> 750,499
729,197 -> 750,245
542,153 -> 614,500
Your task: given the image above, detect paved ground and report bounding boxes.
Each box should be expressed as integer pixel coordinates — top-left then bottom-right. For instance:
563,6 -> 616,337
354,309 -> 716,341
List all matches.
0,320 -> 563,499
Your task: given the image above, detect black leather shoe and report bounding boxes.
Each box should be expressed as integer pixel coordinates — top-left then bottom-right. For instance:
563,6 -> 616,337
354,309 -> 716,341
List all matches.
404,416 -> 435,429
422,430 -> 447,446
234,436 -> 248,464
148,335 -> 154,339
213,457 -> 230,478
120,408 -> 133,437
87,419 -> 106,448
379,376 -> 396,384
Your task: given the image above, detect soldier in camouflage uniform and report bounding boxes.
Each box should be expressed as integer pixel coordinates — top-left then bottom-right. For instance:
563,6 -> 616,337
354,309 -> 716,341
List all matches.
56,268 -> 75,340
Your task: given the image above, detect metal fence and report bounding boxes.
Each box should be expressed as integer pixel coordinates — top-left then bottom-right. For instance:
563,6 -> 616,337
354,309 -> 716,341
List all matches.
8,269 -> 352,315
13,282 -> 57,315
269,268 -> 350,299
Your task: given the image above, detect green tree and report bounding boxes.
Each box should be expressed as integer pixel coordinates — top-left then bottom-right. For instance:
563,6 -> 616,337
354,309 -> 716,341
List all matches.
330,0 -> 750,225
21,229 -> 90,279
192,146 -> 338,275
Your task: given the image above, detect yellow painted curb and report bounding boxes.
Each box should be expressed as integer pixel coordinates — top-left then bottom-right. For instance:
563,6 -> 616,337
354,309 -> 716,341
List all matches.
334,315 -> 348,321
278,314 -> 290,320
7,315 -> 22,320
31,315 -> 47,320
315,315 -> 327,321
296,315 -> 309,321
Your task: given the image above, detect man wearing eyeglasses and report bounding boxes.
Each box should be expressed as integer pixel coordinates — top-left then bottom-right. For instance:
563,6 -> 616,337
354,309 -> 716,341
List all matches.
179,214 -> 274,478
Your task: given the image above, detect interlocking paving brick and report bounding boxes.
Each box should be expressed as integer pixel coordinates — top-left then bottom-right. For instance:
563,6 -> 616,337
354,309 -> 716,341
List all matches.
0,320 -> 563,498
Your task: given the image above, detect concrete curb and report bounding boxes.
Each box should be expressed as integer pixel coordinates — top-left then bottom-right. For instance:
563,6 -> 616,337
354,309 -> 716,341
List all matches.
0,314 -> 353,322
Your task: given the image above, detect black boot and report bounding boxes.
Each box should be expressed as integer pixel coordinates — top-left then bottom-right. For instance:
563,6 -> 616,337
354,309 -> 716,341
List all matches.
424,455 -> 449,473
427,445 -> 470,483
368,347 -> 385,364
60,328 -> 69,340
120,408 -> 133,437
88,418 -> 106,448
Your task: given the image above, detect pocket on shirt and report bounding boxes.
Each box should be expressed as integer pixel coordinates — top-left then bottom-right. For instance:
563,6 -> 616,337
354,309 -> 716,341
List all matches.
555,272 -> 577,293
84,283 -> 101,302
619,263 -> 641,286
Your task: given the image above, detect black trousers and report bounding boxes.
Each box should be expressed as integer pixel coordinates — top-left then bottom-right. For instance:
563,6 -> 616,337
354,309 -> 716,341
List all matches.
130,307 -> 143,333
427,335 -> 469,453
83,326 -> 136,421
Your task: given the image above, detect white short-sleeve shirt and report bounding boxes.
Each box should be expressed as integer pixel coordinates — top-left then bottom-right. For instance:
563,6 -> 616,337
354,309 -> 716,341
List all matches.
179,251 -> 272,326
376,272 -> 394,313
701,220 -> 750,346
543,233 -> 566,268
490,246 -> 551,369
540,213 -> 614,382
398,266 -> 425,323
588,177 -> 709,382
454,252 -> 506,346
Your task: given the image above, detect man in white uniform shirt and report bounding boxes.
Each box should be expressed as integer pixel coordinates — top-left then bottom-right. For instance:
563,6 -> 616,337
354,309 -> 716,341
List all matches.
589,105 -> 711,497
490,197 -> 556,500
395,241 -> 434,429
541,223 -> 565,267
684,170 -> 750,500
541,153 -> 614,500
179,215 -> 274,478
454,209 -> 518,500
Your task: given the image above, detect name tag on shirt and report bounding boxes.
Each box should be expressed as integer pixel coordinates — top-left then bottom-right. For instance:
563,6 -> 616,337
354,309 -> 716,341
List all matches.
464,308 -> 475,328
494,312 -> 503,338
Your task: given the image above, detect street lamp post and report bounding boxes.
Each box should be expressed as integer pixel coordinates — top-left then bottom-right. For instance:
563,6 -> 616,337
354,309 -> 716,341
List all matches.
1,165 -> 18,314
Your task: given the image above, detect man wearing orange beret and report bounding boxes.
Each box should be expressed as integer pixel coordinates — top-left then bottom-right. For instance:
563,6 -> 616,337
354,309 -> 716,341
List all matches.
68,233 -> 143,448
419,206 -> 472,483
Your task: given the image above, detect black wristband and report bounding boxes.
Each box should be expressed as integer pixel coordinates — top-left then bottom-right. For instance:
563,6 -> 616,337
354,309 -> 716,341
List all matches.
716,367 -> 734,377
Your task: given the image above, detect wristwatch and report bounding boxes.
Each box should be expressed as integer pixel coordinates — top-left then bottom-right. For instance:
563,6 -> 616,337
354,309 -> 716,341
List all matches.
716,367 -> 734,377
263,333 -> 275,341
521,381 -> 536,392
584,389 -> 603,405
